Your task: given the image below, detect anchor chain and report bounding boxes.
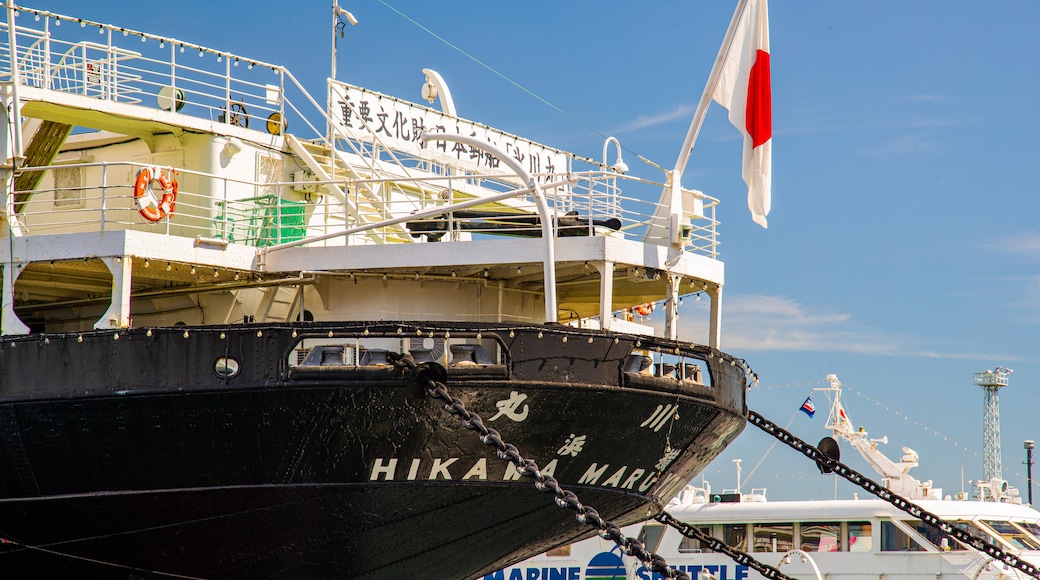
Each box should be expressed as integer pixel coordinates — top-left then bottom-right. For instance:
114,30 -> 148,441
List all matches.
654,512 -> 794,580
748,409 -> 1040,579
387,351 -> 690,580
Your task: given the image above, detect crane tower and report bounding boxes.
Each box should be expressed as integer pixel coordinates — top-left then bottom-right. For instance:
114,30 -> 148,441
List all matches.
974,368 -> 1011,482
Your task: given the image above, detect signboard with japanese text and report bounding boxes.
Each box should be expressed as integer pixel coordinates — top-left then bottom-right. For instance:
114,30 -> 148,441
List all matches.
328,80 -> 568,185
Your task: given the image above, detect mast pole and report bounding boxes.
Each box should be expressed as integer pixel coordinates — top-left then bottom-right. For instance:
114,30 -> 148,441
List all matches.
672,0 -> 750,177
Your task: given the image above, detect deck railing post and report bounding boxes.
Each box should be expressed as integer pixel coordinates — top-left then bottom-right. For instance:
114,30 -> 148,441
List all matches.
99,162 -> 107,230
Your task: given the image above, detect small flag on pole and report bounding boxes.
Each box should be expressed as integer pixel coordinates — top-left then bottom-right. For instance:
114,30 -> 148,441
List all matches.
799,396 -> 816,418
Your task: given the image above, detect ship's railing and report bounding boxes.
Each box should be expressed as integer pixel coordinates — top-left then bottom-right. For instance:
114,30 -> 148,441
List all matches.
0,6 -> 720,257
0,8 -> 294,137
15,160 -> 719,255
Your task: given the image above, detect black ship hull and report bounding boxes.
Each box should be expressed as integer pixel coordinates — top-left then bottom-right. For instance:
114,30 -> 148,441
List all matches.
0,322 -> 746,578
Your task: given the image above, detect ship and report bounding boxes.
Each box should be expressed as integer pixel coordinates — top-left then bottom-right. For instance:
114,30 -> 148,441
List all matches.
0,2 -> 759,578
490,375 -> 1040,580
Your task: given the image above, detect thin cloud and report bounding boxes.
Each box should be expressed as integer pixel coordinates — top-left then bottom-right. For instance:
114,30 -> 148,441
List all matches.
676,294 -> 1019,360
863,134 -> 935,157
721,295 -> 897,354
909,118 -> 956,128
906,94 -> 946,102
612,104 -> 694,133
991,233 -> 1040,255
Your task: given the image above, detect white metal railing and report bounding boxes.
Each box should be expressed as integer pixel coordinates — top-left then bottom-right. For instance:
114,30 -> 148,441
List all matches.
16,160 -> 718,256
0,7 -> 294,136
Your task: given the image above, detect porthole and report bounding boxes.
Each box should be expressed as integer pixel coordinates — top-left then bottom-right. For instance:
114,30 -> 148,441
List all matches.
214,356 -> 240,378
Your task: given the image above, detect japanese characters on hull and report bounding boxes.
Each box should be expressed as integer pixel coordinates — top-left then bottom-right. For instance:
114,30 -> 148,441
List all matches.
368,389 -> 691,496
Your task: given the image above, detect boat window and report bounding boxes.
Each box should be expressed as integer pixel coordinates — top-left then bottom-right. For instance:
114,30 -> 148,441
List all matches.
546,544 -> 571,557
801,522 -> 841,552
639,524 -> 667,554
753,523 -> 793,553
724,524 -> 748,551
654,353 -> 711,386
677,527 -> 713,553
983,520 -> 1040,550
881,521 -> 925,552
1011,521 -> 1040,545
848,521 -> 872,552
955,521 -> 999,547
903,520 -> 966,551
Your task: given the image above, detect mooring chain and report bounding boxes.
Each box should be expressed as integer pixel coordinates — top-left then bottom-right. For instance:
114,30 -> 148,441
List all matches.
654,512 -> 793,580
387,352 -> 690,580
748,410 -> 1040,579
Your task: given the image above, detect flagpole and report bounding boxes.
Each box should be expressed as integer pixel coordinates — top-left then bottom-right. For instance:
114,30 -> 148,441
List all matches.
672,0 -> 750,176
659,0 -> 752,346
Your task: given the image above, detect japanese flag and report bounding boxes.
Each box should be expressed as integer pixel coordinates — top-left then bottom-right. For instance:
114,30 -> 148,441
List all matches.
712,0 -> 771,228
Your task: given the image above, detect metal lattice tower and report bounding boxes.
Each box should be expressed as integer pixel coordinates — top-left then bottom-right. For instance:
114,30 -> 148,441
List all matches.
974,368 -> 1011,481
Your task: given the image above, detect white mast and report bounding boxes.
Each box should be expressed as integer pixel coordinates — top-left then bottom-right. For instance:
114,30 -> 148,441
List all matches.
814,375 -> 937,500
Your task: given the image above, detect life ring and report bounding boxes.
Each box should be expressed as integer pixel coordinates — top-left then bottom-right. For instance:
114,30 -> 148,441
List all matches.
634,302 -> 654,316
134,166 -> 178,222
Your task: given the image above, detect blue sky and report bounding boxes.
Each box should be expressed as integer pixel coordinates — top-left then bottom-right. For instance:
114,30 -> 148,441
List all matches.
36,0 -> 1040,502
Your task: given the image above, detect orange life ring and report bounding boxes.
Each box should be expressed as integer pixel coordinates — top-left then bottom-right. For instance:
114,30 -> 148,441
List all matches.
134,166 -> 178,222
634,302 -> 654,316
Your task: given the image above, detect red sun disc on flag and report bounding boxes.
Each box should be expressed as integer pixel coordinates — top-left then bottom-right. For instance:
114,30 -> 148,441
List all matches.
745,49 -> 772,148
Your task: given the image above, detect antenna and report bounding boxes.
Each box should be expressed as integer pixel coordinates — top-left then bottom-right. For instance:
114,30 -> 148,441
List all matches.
974,368 -> 1012,482
1026,440 -> 1035,506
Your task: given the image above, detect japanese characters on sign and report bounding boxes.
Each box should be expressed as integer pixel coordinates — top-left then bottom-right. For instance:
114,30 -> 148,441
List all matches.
329,80 -> 567,185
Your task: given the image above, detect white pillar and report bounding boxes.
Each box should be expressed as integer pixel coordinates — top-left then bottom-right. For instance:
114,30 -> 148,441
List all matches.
1,261 -> 29,334
665,274 -> 681,340
707,283 -> 722,349
96,256 -> 132,329
592,261 -> 614,331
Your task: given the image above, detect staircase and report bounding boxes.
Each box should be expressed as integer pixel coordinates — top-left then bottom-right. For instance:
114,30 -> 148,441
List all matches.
255,286 -> 302,323
285,134 -> 417,244
14,119 -> 73,210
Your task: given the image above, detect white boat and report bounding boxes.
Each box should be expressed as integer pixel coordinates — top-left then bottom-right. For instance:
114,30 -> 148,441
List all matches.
487,375 -> 1040,580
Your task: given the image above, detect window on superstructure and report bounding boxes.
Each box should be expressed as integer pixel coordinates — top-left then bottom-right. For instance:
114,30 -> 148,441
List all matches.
904,520 -> 966,551
677,527 -> 712,553
801,522 -> 841,552
723,524 -> 747,551
880,521 -> 925,552
983,520 -> 1040,550
1012,521 -> 1040,546
955,521 -> 999,547
848,521 -> 872,552
54,166 -> 84,208
753,523 -> 793,553
639,524 -> 666,554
